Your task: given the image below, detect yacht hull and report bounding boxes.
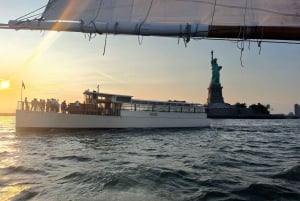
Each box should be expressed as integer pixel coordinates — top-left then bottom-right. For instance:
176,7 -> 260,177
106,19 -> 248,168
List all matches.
16,110 -> 209,131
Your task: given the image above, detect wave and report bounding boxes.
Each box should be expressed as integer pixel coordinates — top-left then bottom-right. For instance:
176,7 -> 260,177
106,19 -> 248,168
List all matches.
188,191 -> 232,201
232,183 -> 300,201
50,155 -> 93,162
58,171 -> 87,182
187,182 -> 300,201
149,154 -> 172,159
10,189 -> 39,201
1,166 -> 46,175
272,165 -> 300,181
132,166 -> 203,196
57,166 -> 202,195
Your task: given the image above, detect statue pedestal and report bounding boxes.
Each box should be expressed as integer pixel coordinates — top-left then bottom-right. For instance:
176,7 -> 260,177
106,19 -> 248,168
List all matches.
207,84 -> 224,105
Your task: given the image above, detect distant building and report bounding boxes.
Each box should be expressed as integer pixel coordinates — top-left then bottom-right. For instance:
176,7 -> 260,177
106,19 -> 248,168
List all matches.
295,104 -> 300,118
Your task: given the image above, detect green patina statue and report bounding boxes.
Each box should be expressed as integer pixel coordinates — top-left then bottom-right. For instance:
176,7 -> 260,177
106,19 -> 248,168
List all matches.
210,50 -> 222,85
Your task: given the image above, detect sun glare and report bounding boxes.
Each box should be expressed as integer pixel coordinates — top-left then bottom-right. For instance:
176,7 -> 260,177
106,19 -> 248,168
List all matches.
0,80 -> 10,89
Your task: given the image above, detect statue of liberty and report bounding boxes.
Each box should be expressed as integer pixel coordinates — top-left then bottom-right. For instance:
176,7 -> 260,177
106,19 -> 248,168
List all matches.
207,50 -> 225,105
210,50 -> 222,86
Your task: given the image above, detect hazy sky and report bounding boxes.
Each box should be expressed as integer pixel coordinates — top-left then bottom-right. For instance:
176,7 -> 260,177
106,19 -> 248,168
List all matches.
0,1 -> 299,114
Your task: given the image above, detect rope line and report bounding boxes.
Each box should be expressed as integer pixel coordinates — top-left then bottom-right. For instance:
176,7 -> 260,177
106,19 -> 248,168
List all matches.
15,5 -> 46,21
210,0 -> 217,26
92,0 -> 104,22
138,0 -> 154,35
237,0 -> 249,67
103,33 -> 108,56
87,0 -> 104,35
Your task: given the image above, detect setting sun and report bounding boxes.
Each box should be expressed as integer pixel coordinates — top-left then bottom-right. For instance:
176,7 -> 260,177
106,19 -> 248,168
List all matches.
0,80 -> 10,89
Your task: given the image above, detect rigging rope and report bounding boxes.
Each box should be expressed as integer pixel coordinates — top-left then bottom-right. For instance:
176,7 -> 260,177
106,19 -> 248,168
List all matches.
257,40 -> 262,55
15,5 -> 46,21
210,0 -> 217,26
85,0 -> 104,37
137,0 -> 154,45
138,0 -> 154,35
237,0 -> 249,67
103,33 -> 108,56
257,27 -> 264,55
92,0 -> 104,23
138,35 -> 144,45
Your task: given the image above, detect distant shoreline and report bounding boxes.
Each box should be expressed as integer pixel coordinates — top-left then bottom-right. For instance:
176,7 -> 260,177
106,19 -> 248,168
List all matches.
0,113 -> 16,116
208,114 -> 298,119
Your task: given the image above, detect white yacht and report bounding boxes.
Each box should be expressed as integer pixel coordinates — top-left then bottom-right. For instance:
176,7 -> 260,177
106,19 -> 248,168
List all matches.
16,90 -> 209,131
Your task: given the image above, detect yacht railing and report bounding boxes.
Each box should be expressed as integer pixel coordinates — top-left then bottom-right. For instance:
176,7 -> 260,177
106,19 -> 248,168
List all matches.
17,100 -> 206,115
121,102 -> 205,113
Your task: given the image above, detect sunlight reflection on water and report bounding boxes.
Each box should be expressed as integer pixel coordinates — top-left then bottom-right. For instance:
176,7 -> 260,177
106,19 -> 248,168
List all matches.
0,116 -> 29,201
0,116 -> 15,133
0,183 -> 30,201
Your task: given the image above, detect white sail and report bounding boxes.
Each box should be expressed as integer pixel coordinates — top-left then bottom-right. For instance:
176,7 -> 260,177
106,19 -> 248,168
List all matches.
6,0 -> 300,41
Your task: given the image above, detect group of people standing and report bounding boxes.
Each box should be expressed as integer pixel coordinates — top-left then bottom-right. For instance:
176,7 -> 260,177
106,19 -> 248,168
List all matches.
24,97 -> 67,113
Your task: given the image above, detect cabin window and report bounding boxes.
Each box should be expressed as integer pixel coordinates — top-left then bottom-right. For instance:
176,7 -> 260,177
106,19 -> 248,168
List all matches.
116,96 -> 131,103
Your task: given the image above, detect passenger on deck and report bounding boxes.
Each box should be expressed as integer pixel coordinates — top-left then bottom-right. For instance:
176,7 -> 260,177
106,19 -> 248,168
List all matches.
31,98 -> 38,111
54,99 -> 60,113
50,98 -> 60,112
61,101 -> 67,113
40,99 -> 45,112
75,101 -> 80,112
24,97 -> 29,111
49,99 -> 54,112
46,99 -> 50,112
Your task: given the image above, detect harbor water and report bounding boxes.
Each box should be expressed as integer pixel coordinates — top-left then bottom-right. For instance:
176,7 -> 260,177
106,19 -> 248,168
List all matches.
0,116 -> 300,201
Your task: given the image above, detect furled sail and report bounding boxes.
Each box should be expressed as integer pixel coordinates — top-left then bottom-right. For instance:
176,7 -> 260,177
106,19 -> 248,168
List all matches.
5,0 -> 300,41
